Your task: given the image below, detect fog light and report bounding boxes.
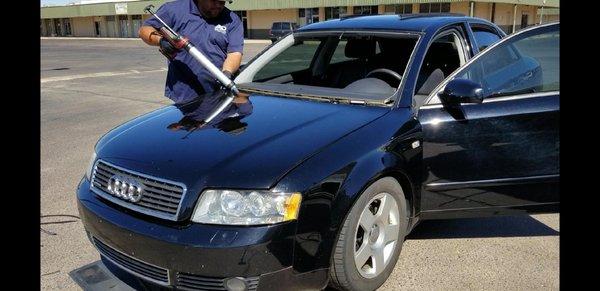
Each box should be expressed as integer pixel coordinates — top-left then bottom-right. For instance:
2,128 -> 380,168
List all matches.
225,277 -> 247,291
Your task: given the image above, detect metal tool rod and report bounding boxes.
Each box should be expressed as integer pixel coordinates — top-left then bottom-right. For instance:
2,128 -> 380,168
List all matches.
203,93 -> 235,124
187,46 -> 239,95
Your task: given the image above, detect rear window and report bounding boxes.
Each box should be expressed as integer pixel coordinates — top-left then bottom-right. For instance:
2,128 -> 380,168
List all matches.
272,23 -> 282,30
471,25 -> 501,52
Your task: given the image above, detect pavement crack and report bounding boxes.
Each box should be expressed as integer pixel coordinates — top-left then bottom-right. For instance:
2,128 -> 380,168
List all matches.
42,270 -> 61,276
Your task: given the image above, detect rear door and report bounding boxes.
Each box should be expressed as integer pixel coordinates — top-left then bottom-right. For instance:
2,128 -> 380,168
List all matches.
417,23 -> 559,217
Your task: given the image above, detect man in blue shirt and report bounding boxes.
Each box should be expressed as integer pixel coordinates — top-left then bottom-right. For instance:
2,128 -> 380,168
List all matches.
139,0 -> 244,104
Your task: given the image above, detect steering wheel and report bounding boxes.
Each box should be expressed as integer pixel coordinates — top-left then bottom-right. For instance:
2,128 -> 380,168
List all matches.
365,68 -> 402,87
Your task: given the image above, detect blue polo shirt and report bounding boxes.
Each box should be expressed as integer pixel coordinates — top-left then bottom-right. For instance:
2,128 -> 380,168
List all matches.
144,0 -> 244,104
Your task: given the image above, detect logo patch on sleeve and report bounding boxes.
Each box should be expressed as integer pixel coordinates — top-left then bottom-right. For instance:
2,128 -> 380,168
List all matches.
215,24 -> 227,34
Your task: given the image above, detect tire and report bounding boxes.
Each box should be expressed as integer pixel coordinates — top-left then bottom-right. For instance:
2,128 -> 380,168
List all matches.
329,177 -> 409,291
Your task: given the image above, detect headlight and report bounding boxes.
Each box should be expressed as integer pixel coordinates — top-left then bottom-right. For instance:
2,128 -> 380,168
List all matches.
85,151 -> 97,181
191,190 -> 302,225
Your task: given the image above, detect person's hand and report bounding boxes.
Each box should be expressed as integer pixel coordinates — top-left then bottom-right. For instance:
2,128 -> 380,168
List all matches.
222,70 -> 233,80
159,37 -> 180,58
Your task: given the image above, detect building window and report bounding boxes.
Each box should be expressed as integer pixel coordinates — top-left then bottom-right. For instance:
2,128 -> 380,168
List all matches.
300,8 -> 319,24
353,6 -> 378,15
325,6 -> 348,20
385,4 -> 413,14
420,2 -> 451,13
54,19 -> 62,36
62,18 -> 72,35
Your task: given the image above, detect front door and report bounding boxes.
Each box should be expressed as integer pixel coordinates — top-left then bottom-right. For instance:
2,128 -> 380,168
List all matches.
417,23 -> 559,216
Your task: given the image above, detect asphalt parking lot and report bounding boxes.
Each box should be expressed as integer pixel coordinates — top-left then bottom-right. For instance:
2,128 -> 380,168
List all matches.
41,38 -> 559,290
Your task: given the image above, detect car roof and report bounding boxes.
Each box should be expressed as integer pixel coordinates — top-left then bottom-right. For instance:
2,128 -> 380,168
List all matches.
297,14 -> 489,33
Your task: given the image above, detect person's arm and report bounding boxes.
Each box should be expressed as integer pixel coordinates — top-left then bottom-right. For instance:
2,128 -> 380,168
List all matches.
139,26 -> 163,46
222,13 -> 245,77
139,4 -> 173,47
222,52 -> 242,76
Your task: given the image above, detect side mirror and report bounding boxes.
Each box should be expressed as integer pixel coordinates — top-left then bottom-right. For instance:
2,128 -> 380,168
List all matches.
439,79 -> 484,105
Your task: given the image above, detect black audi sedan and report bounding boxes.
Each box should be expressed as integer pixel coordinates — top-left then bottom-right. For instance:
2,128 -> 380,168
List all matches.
77,14 -> 559,291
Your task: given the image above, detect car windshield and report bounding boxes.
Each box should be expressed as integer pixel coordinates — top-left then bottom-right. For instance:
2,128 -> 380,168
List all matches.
236,32 -> 419,105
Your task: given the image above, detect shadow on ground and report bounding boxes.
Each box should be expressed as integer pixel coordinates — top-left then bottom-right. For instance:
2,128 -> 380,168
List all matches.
407,215 -> 559,240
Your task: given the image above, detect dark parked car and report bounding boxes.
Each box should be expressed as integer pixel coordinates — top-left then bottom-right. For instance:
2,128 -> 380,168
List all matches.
269,21 -> 298,43
77,15 -> 559,291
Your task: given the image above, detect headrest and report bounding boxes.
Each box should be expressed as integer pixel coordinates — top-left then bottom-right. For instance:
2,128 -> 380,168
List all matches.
345,38 -> 377,59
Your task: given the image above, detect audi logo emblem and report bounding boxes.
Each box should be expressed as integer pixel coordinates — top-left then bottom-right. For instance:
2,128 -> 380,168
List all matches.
107,175 -> 144,203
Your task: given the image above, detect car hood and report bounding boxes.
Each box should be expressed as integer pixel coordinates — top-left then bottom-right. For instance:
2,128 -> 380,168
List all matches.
96,93 -> 389,192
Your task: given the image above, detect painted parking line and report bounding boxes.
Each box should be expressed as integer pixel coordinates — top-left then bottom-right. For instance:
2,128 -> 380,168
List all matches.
41,68 -> 168,83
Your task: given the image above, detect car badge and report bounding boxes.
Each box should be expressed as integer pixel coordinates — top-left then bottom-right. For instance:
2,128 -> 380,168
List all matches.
107,175 -> 144,203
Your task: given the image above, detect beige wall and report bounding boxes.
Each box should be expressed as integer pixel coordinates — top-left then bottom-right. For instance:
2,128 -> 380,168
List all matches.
451,2 -> 470,15
536,13 -> 559,24
519,5 -> 537,27
248,9 -> 298,30
72,17 -> 95,37
319,7 -> 325,21
474,2 -> 491,19
494,3 -> 515,26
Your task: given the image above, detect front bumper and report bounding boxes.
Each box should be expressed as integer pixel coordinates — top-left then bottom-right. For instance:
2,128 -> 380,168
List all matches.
77,178 -> 328,290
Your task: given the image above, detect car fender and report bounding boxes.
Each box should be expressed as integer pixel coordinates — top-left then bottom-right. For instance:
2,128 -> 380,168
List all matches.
273,109 -> 422,273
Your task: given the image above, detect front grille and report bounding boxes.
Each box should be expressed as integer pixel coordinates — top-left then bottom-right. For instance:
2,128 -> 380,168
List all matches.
93,237 -> 169,285
177,273 -> 259,291
91,160 -> 186,220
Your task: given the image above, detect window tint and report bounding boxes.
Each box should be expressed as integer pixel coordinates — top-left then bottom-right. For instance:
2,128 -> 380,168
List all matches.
272,23 -> 282,30
415,32 -> 463,96
454,25 -> 559,97
471,26 -> 501,52
253,40 -> 322,81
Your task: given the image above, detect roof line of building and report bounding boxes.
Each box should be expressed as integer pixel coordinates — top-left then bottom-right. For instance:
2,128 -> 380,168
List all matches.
41,0 -> 559,19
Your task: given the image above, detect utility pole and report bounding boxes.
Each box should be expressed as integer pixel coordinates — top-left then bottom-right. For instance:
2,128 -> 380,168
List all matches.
469,1 -> 474,17
512,4 -> 517,33
540,0 -> 547,24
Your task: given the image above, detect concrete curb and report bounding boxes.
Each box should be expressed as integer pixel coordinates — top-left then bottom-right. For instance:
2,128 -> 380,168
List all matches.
40,37 -> 271,44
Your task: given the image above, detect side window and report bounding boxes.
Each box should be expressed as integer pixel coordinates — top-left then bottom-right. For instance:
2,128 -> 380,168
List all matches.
455,25 -> 559,97
471,25 -> 501,52
415,32 -> 466,97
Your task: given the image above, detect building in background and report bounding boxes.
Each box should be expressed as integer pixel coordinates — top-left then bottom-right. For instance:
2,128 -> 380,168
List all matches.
41,0 -> 560,39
